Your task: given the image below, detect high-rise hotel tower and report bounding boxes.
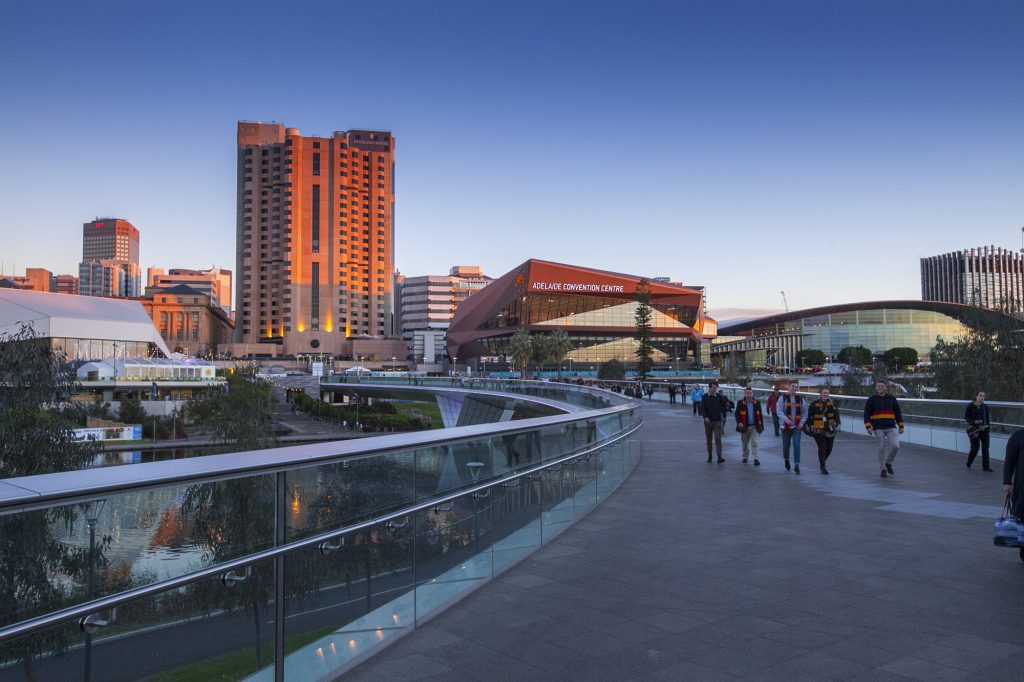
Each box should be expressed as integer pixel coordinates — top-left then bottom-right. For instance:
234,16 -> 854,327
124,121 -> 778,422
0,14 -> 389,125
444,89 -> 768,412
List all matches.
235,122 -> 395,355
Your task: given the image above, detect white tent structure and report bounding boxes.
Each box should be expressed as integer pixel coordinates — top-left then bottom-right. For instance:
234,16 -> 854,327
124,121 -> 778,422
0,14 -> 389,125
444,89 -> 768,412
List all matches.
345,365 -> 372,375
0,288 -> 171,360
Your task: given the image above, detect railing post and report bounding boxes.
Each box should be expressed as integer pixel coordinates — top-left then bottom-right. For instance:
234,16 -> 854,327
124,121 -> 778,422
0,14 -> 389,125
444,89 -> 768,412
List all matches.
274,471 -> 286,682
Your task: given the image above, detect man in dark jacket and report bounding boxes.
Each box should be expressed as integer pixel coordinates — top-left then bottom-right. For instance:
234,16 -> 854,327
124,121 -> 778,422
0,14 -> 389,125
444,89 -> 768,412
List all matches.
734,386 -> 763,466
864,380 -> 904,478
1004,429 -> 1024,517
965,391 -> 992,471
701,381 -> 730,464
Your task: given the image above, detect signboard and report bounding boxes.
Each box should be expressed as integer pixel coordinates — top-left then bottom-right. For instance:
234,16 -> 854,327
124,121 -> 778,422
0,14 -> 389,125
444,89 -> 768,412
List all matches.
311,362 -> 324,377
529,281 -> 626,293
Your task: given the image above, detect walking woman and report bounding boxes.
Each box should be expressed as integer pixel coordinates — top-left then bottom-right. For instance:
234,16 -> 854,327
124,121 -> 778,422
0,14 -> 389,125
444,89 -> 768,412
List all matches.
965,391 -> 993,471
808,388 -> 841,475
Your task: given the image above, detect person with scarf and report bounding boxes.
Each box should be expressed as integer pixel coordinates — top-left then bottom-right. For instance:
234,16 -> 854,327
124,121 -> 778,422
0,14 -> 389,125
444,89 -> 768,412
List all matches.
808,388 -> 841,475
864,380 -> 904,478
965,391 -> 992,471
778,381 -> 808,474
766,386 -> 781,436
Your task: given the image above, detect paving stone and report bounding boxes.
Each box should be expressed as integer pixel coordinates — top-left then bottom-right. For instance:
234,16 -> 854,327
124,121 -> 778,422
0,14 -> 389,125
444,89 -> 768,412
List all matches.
347,403 -> 1020,680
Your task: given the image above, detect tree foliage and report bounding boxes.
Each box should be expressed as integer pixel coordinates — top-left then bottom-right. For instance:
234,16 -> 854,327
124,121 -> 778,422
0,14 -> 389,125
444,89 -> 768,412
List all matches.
187,362 -> 277,451
837,345 -> 873,367
633,279 -> 653,380
598,359 -> 626,380
795,348 -> 826,367
931,307 -> 1024,400
882,347 -> 918,372
507,328 -> 534,378
0,325 -> 100,679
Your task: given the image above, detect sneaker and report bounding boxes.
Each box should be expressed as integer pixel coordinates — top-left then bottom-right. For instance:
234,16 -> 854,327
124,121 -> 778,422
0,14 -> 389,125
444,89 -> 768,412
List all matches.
707,455 -> 712,463
717,457 -> 725,464
794,465 -> 801,475
754,459 -> 760,466
742,458 -> 748,464
880,469 -> 887,478
784,460 -> 791,471
885,463 -> 894,475
820,467 -> 829,475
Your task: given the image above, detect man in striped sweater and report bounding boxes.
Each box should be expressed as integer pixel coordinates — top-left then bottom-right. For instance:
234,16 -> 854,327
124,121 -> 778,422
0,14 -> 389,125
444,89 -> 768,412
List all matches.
864,381 -> 905,478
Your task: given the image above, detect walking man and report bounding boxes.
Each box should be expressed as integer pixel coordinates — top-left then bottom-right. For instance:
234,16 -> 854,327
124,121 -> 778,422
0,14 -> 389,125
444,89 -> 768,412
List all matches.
734,386 -> 763,466
965,390 -> 992,471
864,380 -> 904,478
667,383 -> 677,405
778,381 -> 807,474
766,386 -> 781,436
701,381 -> 729,463
808,388 -> 841,475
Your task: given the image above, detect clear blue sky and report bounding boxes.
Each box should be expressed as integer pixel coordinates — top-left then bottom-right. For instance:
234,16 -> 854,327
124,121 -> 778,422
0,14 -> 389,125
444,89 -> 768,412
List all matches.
1,0 -> 1021,311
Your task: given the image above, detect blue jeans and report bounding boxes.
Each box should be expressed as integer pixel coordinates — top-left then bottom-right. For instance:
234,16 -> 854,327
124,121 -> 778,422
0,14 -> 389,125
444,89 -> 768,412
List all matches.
782,429 -> 802,464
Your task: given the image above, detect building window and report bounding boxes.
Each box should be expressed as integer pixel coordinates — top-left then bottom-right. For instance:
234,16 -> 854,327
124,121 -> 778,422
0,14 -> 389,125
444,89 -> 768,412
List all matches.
311,184 -> 320,253
311,262 -> 320,331
312,152 -> 320,176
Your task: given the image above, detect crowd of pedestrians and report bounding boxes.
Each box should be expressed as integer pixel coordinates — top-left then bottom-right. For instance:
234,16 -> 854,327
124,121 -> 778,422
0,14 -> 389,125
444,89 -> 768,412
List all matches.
645,378 -> 1009,485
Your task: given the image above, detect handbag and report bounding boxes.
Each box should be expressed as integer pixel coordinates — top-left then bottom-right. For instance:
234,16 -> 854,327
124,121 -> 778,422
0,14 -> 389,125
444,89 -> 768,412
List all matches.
993,495 -> 1023,548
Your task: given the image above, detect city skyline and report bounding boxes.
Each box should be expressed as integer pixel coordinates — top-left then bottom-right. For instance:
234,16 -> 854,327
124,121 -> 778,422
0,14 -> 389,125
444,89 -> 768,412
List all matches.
1,1 -> 1022,310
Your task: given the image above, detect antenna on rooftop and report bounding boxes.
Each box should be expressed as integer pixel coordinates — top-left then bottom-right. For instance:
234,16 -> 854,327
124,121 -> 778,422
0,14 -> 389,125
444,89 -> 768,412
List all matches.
1020,225 -> 1023,253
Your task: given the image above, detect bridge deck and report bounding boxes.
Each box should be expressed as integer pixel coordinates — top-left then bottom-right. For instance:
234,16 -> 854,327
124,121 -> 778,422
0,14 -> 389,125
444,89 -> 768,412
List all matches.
347,400 -> 1021,681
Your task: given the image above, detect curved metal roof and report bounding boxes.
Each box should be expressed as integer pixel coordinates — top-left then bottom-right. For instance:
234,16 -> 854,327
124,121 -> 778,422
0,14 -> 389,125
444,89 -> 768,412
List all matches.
718,299 -> 1021,334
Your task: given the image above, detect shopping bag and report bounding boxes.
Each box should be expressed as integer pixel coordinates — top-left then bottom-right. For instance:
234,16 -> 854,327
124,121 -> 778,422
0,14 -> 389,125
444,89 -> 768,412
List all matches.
993,495 -> 1023,548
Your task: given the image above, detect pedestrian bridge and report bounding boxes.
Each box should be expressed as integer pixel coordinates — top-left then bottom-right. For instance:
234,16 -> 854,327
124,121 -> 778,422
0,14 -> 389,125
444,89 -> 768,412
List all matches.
0,382 -> 1020,681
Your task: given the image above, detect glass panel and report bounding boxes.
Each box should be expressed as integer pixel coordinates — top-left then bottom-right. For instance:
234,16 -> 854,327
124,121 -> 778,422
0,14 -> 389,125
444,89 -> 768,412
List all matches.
0,475 -> 278,631
282,520 -> 414,680
413,491 -> 494,622
540,461 -> 574,542
0,558 -> 276,681
285,452 -> 415,542
490,476 -> 543,573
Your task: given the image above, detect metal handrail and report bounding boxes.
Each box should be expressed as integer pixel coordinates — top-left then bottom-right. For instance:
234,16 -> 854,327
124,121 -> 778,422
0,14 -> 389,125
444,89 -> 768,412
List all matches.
0,417 -> 643,643
0,392 -> 633,514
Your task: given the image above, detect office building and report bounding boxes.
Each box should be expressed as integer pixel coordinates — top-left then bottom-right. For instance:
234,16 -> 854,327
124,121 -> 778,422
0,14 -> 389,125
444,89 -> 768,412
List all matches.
79,218 -> 141,298
82,218 -> 139,263
148,267 -> 233,314
399,266 -> 491,333
446,259 -> 716,367
79,260 -> 142,298
233,122 -> 395,356
0,268 -> 76,293
921,246 -> 1024,312
55,274 -> 80,295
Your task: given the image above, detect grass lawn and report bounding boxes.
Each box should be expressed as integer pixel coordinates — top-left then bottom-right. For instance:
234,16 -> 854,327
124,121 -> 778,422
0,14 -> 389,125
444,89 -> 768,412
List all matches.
139,624 -> 338,682
392,400 -> 443,429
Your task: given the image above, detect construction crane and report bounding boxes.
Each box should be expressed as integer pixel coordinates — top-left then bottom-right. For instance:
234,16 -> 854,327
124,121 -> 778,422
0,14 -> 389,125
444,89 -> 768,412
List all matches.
780,291 -> 789,312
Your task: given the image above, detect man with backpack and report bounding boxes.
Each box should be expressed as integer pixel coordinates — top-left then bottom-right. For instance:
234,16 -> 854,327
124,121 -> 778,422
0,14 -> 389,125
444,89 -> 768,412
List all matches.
778,381 -> 808,475
701,381 -> 731,463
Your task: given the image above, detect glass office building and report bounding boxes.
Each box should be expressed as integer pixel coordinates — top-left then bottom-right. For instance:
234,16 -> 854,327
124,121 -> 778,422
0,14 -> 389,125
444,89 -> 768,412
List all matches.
713,300 -> 1020,369
446,259 -> 716,366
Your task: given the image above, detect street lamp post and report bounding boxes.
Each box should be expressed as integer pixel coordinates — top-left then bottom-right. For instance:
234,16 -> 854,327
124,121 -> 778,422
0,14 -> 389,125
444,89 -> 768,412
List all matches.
83,499 -> 107,682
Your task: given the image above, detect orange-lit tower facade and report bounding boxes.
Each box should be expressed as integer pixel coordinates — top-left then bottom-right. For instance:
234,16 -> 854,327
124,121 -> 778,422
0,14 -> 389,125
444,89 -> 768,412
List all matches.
235,122 -> 395,355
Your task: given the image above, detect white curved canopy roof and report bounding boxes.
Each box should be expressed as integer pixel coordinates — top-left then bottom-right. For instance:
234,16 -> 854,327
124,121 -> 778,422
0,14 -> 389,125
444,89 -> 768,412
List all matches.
0,289 -> 171,357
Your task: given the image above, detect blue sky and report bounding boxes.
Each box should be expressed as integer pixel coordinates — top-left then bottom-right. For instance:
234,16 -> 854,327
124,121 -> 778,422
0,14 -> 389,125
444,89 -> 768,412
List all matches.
1,0 -> 1021,311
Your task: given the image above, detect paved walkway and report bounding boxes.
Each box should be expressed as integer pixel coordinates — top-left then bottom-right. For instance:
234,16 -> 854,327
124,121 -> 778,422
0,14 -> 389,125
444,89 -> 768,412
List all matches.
347,401 -> 1022,681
